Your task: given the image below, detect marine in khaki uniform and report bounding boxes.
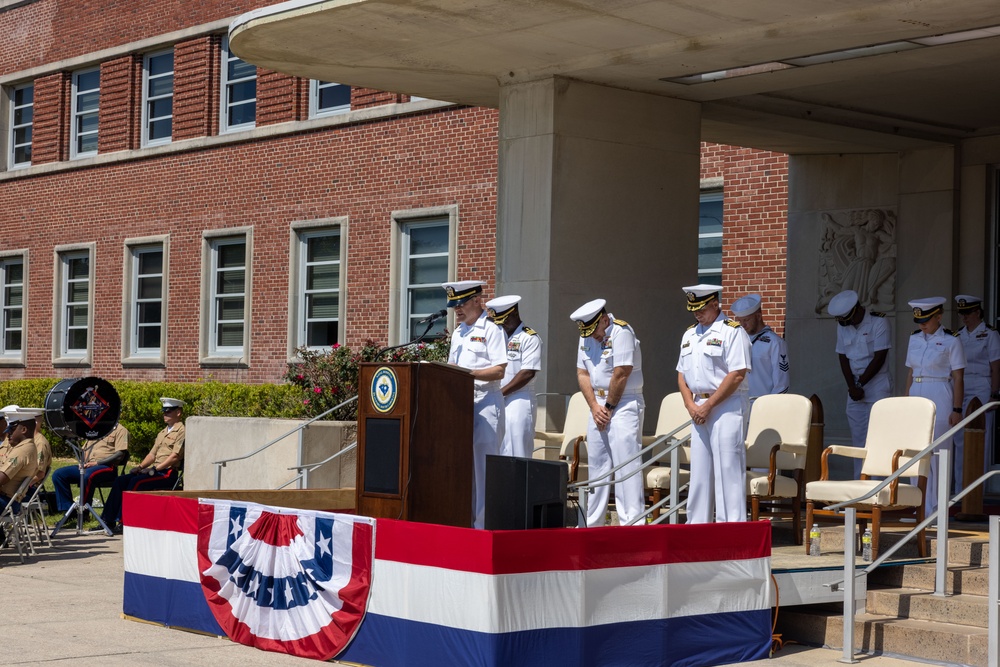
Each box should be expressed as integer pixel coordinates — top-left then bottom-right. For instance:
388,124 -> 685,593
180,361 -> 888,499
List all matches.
52,422 -> 130,513
0,407 -> 40,511
101,398 -> 185,532
29,413 -> 52,489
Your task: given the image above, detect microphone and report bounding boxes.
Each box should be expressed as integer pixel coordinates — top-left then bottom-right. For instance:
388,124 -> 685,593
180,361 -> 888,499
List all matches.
418,309 -> 448,325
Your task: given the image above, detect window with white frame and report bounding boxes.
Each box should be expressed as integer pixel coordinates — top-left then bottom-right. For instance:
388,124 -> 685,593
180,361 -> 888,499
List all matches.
220,36 -> 256,133
309,81 -> 351,118
59,250 -> 91,355
9,83 -> 33,168
699,191 -> 723,283
142,50 -> 174,147
297,228 -> 341,348
71,68 -> 100,158
0,257 -> 23,356
130,244 -> 164,354
400,219 -> 450,341
209,236 -> 247,354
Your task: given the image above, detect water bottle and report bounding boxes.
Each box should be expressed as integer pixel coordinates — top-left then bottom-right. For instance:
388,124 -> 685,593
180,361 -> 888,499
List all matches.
862,529 -> 873,562
809,524 -> 821,556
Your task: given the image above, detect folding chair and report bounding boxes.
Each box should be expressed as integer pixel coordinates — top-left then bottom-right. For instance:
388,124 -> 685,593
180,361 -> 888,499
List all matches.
21,483 -> 52,551
0,478 -> 35,564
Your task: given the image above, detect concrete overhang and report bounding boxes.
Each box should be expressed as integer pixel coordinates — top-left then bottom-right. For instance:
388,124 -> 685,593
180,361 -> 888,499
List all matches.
230,0 -> 1000,154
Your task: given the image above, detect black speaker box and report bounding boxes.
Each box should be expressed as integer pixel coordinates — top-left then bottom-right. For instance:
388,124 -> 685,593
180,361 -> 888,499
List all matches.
484,455 -> 567,530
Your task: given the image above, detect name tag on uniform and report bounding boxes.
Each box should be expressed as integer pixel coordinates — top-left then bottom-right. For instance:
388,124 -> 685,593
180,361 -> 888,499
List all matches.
682,342 -> 690,349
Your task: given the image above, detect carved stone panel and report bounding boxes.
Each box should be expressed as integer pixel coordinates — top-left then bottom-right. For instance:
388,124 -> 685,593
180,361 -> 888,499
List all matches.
816,208 -> 896,314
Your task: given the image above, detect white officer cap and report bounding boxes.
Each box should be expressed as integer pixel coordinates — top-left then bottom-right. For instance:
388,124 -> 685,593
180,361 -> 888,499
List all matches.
3,407 -> 42,425
485,295 -> 521,324
954,294 -> 983,314
827,290 -> 859,320
441,280 -> 485,307
682,284 -> 722,312
909,297 -> 946,323
160,397 -> 186,411
730,294 -> 762,318
570,298 -> 607,337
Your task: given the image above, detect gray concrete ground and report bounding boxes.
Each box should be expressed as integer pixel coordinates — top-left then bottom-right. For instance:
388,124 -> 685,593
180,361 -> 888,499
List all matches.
2,531 -> 938,667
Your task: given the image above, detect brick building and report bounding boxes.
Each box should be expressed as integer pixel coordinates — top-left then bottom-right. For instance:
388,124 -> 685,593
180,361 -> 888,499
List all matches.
0,0 -> 788,386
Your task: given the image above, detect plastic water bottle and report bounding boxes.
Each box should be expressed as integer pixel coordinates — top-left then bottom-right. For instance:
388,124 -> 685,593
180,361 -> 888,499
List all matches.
809,524 -> 821,556
862,529 -> 873,562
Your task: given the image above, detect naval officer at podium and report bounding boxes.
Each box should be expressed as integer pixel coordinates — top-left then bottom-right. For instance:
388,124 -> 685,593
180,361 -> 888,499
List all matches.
442,280 -> 507,529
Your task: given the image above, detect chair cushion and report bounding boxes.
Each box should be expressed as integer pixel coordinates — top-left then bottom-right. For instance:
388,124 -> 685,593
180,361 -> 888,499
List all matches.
645,466 -> 690,490
806,479 -> 923,507
747,472 -> 798,498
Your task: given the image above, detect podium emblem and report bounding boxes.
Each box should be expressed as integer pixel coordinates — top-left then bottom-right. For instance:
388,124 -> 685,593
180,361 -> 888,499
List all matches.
371,366 -> 398,413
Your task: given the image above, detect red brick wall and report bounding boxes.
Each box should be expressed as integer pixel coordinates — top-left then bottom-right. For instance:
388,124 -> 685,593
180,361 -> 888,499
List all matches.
173,36 -> 218,141
257,68 -> 298,126
30,72 -> 69,164
98,55 -> 139,153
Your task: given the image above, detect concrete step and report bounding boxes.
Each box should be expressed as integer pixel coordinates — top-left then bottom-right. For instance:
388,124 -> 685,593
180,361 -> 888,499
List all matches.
776,604 -> 988,667
867,586 -> 987,627
807,525 -> 927,559
931,532 -> 991,567
869,561 -> 991,596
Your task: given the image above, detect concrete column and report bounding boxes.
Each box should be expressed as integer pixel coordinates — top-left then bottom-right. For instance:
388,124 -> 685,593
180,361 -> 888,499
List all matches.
496,77 -> 701,429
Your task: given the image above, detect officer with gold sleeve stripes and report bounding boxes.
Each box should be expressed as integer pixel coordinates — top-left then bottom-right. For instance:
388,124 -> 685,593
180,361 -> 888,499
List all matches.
676,284 -> 752,524
570,298 -> 644,527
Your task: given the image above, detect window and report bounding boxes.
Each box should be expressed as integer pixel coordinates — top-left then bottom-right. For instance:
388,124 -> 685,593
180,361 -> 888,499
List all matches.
209,236 -> 247,355
310,81 -> 351,118
699,191 -> 723,283
132,244 -> 165,354
220,36 -> 256,133
142,50 -> 174,146
9,83 -> 33,168
298,228 -> 341,348
0,257 -> 23,357
400,219 -> 450,342
56,248 -> 92,359
71,68 -> 100,158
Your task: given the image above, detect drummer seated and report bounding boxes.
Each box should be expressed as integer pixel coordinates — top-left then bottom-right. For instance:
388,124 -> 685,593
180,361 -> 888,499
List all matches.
52,423 -> 131,515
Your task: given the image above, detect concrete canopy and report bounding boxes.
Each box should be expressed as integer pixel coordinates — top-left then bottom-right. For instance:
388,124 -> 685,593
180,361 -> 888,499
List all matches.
230,0 -> 1000,153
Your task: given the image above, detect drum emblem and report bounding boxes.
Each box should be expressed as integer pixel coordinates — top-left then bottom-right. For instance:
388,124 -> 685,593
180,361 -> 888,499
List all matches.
70,384 -> 112,428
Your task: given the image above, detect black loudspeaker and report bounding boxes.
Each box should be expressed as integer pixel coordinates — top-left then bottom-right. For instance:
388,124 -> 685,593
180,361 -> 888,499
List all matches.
485,455 -> 567,530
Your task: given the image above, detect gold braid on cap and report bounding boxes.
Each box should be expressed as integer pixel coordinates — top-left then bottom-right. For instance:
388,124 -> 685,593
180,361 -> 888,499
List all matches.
685,291 -> 719,312
956,298 -> 980,314
446,284 -> 483,304
912,304 -> 943,320
489,304 -> 516,324
576,308 -> 606,337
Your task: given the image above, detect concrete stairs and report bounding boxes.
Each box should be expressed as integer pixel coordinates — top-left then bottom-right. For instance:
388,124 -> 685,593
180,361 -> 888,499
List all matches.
775,526 -> 994,666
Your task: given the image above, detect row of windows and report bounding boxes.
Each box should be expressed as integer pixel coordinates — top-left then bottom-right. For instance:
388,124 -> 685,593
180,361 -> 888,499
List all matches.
0,215 -> 452,366
7,36 -> 351,169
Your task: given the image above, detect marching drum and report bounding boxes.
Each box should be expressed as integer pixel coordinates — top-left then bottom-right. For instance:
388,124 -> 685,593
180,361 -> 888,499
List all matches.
44,376 -> 121,440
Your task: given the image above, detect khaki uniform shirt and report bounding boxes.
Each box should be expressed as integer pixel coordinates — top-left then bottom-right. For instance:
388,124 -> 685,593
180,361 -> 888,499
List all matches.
33,430 -> 52,479
150,422 -> 185,468
85,423 -> 130,465
0,439 -> 38,498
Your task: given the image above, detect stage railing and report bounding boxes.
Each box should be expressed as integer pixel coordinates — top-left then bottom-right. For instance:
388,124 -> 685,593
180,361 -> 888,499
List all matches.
212,395 -> 358,490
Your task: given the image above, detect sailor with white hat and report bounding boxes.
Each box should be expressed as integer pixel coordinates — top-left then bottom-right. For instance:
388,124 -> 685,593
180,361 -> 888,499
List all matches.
731,293 -> 789,400
442,281 -> 507,529
0,406 -> 39,510
676,284 -> 751,524
905,297 -> 966,513
954,294 -> 1000,490
485,295 -> 542,459
570,297 -> 644,526
827,289 -> 893,472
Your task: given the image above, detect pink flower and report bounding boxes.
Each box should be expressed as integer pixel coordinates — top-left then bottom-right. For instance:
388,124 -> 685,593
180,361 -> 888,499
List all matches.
303,399 -> 310,405
314,386 -> 323,394
296,374 -> 304,381
333,343 -> 341,349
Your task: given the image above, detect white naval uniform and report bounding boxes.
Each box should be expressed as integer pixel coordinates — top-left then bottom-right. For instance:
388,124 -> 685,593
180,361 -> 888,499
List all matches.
576,314 -> 644,527
905,327 -> 966,513
448,310 -> 508,528
956,322 -> 1000,490
500,323 -> 542,459
836,311 -> 893,470
677,313 -> 752,524
747,326 -> 790,400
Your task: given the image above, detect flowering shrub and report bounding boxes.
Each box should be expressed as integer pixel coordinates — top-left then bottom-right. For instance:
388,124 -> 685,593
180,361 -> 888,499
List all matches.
285,336 -> 451,420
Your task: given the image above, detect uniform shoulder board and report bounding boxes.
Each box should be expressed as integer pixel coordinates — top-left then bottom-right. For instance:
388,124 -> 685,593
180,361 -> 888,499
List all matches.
522,326 -> 538,336
945,328 -> 959,337
686,323 -> 696,330
987,323 -> 997,331
613,318 -> 628,327
723,318 -> 742,328
911,329 -> 921,335
869,310 -> 885,317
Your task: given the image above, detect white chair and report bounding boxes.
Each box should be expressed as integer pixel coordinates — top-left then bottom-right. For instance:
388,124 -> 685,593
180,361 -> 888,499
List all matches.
0,477 -> 35,564
805,396 -> 934,560
744,394 -> 813,544
547,392 -> 590,483
643,393 -> 692,517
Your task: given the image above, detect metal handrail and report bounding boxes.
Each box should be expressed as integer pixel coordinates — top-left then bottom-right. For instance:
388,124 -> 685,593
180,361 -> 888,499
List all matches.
280,440 -> 358,490
212,395 -> 358,489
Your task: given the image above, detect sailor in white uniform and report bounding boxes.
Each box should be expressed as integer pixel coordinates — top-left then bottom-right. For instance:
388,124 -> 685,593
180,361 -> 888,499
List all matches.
485,295 -> 542,459
953,295 -> 1000,490
904,297 -> 965,514
828,289 -> 893,475
443,280 -> 508,529
571,298 -> 644,527
677,284 -> 752,524
731,293 -> 789,401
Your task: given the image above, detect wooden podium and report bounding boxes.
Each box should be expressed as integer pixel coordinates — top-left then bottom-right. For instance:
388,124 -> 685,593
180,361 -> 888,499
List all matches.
356,361 -> 473,526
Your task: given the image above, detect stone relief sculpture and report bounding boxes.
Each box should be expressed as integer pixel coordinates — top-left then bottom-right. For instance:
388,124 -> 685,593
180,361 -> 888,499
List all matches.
816,208 -> 896,314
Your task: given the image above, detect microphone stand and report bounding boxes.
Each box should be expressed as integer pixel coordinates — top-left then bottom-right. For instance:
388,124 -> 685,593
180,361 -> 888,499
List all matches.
375,317 -> 444,360
51,437 -> 114,538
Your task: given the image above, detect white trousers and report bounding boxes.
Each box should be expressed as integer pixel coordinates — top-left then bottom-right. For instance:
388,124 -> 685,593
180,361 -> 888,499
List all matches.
472,389 -> 504,529
687,392 -> 748,524
956,376 -> 994,491
502,391 -> 536,459
909,380 -> 954,514
584,395 -> 644,527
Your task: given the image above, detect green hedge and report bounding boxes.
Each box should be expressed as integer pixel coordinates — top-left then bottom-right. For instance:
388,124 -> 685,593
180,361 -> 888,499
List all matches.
0,379 -> 307,459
